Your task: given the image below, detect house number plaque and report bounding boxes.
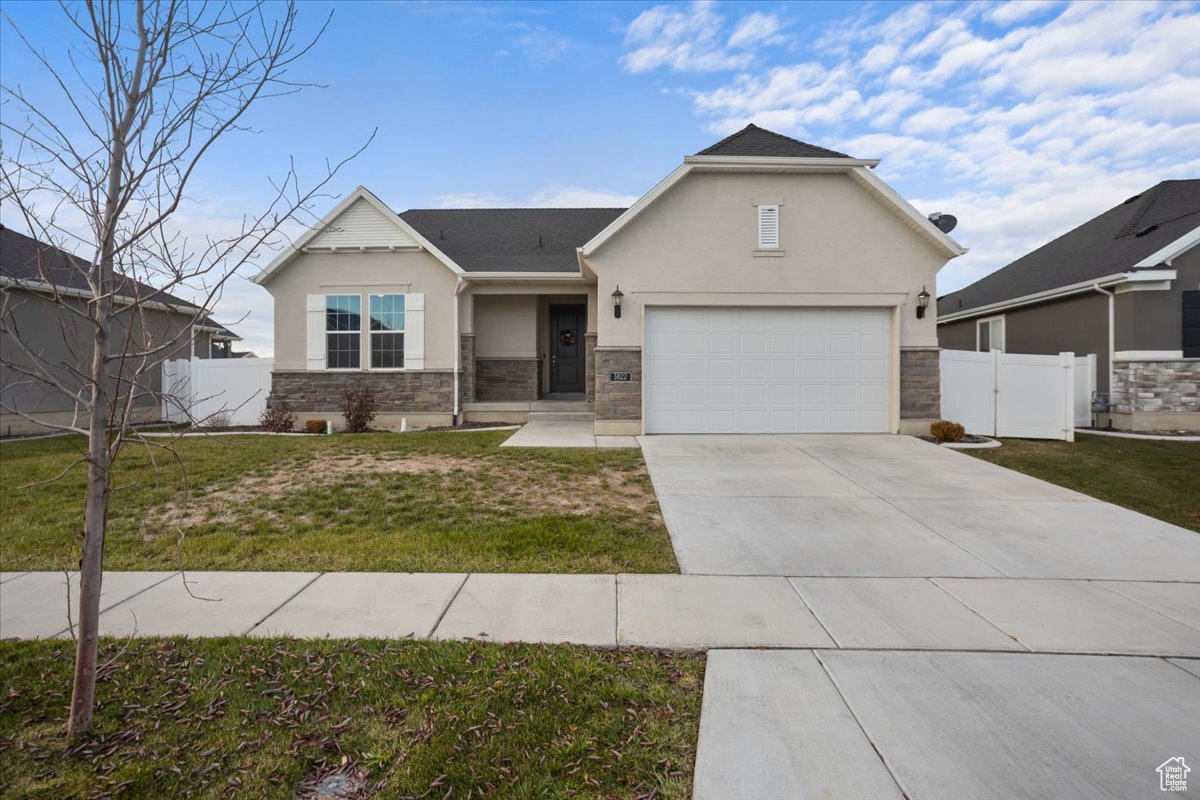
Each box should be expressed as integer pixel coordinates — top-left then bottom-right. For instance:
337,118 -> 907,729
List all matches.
609,372 -> 632,382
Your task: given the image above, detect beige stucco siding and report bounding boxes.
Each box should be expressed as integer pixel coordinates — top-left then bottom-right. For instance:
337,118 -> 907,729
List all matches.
582,171 -> 946,349
265,250 -> 459,370
474,295 -> 538,358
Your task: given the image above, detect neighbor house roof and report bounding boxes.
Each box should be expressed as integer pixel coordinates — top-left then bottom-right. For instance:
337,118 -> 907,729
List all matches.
0,225 -> 240,339
694,124 -> 853,159
400,208 -> 625,273
940,180 -> 1200,318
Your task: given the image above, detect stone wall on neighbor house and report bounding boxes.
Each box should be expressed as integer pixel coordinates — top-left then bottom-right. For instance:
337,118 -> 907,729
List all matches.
474,357 -> 538,402
900,348 -> 941,420
594,347 -> 641,422
460,334 -> 476,405
1112,360 -> 1200,414
270,370 -> 455,413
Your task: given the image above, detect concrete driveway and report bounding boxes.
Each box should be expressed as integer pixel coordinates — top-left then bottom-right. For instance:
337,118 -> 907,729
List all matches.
642,434 -> 1200,798
641,434 -> 1200,581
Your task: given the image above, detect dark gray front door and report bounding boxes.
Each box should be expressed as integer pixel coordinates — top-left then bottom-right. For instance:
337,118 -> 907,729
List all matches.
549,304 -> 586,394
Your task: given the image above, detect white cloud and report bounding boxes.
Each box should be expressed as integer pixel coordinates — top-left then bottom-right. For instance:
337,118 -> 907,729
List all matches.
622,1 -> 785,73
664,0 -> 1200,292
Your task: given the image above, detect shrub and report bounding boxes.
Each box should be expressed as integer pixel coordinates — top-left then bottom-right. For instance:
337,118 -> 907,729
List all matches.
930,420 -> 966,443
305,419 -> 328,434
341,385 -> 377,433
200,411 -> 232,429
259,399 -> 296,433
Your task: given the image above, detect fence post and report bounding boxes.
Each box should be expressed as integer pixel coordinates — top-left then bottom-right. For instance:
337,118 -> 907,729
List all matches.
1060,352 -> 1075,442
991,348 -> 1001,437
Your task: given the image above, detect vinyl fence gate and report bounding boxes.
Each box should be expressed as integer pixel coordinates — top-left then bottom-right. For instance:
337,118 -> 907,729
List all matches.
940,350 -> 1096,442
162,357 -> 274,426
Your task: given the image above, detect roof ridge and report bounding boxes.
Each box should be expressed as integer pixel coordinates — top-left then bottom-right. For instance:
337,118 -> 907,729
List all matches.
694,123 -> 852,158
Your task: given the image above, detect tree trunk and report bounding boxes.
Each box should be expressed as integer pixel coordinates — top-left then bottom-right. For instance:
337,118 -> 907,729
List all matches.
67,315 -> 111,738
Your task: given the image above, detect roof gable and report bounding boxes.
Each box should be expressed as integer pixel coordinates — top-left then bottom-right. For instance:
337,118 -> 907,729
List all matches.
307,196 -> 420,250
696,124 -> 852,159
939,179 -> 1200,317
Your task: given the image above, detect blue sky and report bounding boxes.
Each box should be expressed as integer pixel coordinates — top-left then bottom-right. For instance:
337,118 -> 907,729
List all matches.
2,0 -> 1198,355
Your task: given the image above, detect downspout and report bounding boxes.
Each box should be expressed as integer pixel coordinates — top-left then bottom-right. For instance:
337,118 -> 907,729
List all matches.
452,277 -> 467,424
1092,283 -> 1115,410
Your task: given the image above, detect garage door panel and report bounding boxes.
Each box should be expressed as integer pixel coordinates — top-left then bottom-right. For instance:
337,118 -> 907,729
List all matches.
645,307 -> 891,434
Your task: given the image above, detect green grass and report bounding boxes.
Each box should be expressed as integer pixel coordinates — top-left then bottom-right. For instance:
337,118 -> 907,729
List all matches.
0,431 -> 678,573
965,433 -> 1200,531
0,638 -> 704,798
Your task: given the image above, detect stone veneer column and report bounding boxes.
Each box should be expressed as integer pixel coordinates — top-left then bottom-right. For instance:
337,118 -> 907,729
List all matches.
459,334 -> 476,405
594,346 -> 641,435
900,348 -> 940,433
474,358 -> 539,401
584,332 -> 597,404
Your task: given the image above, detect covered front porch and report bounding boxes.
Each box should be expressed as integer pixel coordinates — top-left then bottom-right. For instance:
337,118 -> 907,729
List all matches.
459,283 -> 598,423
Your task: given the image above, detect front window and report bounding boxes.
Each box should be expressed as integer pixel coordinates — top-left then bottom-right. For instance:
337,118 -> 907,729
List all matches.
370,294 -> 405,368
977,317 -> 1005,352
326,295 -> 361,369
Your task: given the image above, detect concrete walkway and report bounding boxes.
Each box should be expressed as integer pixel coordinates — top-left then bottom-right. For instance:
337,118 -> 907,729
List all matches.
501,418 -> 638,449
3,571 -> 1198,656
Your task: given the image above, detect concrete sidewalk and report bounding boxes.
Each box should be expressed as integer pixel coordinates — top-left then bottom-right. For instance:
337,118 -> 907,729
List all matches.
3,571 -> 1198,657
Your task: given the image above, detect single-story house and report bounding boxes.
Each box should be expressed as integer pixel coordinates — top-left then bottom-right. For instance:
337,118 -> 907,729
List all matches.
255,124 -> 966,435
938,180 -> 1199,431
0,225 -> 240,435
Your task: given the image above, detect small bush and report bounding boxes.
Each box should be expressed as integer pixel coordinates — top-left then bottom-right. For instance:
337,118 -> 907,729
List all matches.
930,420 -> 966,443
259,400 -> 296,433
305,419 -> 328,434
341,385 -> 377,433
200,411 -> 232,429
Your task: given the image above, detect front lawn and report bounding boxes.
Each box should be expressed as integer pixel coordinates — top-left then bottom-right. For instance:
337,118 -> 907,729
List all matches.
0,638 -> 704,798
0,431 -> 678,573
965,433 -> 1200,531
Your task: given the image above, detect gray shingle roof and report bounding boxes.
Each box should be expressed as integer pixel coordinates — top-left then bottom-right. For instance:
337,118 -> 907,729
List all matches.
0,225 -> 240,339
695,124 -> 852,159
939,180 -> 1200,316
399,208 -> 625,273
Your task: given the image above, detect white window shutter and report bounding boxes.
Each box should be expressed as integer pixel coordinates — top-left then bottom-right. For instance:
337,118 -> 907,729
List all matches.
306,294 -> 326,370
406,293 -> 424,369
758,204 -> 780,249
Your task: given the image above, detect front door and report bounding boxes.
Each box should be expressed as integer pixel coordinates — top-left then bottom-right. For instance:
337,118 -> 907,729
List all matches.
549,303 -> 586,394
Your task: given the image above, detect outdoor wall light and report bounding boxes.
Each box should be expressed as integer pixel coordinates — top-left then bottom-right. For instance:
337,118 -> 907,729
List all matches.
916,286 -> 931,319
612,285 -> 624,319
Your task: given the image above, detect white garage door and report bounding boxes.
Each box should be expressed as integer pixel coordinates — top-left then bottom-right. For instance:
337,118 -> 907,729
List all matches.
644,307 -> 891,434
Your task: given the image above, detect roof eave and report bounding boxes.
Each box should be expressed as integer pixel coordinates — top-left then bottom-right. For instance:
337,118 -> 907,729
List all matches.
1132,224 -> 1200,268
937,269 -> 1178,323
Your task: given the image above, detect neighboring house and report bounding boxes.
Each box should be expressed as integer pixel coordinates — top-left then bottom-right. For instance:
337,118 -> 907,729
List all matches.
0,226 -> 240,435
938,180 -> 1200,431
255,124 -> 965,435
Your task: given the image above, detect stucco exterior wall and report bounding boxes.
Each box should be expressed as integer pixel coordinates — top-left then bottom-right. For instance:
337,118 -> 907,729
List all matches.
1115,247 -> 1200,352
474,295 -> 537,358
263,250 -> 460,371
582,171 -> 947,350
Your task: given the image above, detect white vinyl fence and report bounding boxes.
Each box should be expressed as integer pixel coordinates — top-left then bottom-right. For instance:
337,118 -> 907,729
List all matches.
940,350 -> 1096,441
162,357 -> 273,426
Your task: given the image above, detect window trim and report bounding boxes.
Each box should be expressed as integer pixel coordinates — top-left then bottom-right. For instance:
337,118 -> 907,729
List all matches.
368,293 -> 406,370
976,315 -> 1006,353
324,294 -> 362,371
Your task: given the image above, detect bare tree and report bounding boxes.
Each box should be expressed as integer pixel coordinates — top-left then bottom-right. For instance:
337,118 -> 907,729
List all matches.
0,0 -> 370,737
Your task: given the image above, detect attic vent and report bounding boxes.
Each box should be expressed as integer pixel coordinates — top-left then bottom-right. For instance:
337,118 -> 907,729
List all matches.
1123,194 -> 1142,205
1134,224 -> 1160,237
758,205 -> 780,249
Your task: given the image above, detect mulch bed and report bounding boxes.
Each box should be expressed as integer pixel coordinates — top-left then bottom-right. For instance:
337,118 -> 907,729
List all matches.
917,434 -> 994,445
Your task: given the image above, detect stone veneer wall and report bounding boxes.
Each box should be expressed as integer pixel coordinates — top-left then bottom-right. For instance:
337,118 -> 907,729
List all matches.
474,357 -> 538,402
460,334 -> 476,405
270,370 -> 454,412
1112,360 -> 1200,414
584,333 -> 597,404
594,347 -> 641,422
900,349 -> 941,420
